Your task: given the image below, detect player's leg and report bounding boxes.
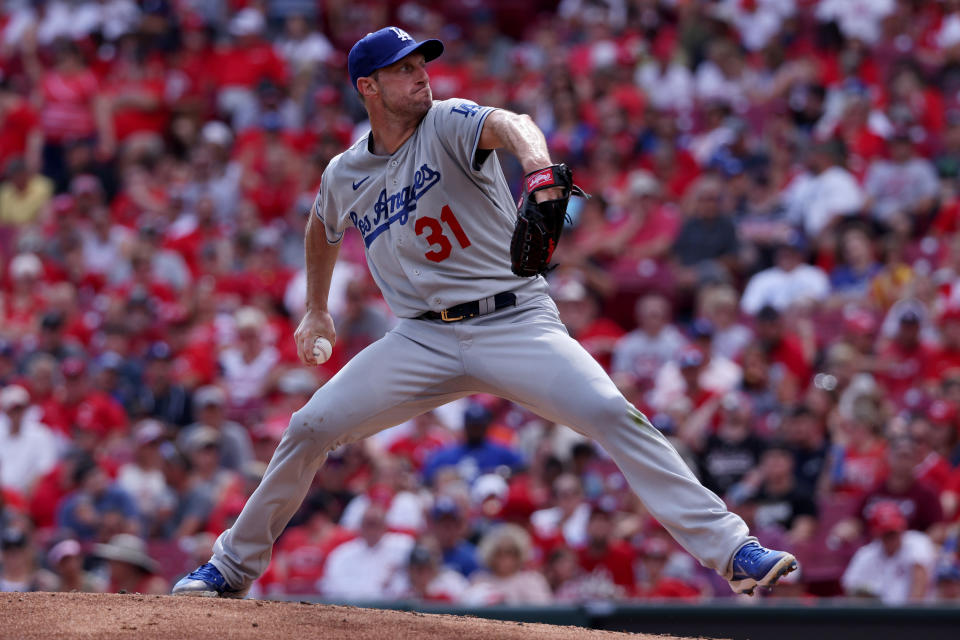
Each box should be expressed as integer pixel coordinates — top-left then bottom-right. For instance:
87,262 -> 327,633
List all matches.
464,296 -> 795,590
176,319 -> 472,595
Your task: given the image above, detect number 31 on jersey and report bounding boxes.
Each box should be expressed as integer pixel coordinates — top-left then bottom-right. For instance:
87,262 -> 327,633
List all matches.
415,205 -> 471,262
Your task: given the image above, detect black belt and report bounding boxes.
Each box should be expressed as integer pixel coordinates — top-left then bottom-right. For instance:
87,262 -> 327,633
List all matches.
419,292 -> 517,322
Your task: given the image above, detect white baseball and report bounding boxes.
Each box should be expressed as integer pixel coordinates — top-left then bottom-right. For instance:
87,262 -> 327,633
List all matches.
312,337 -> 332,364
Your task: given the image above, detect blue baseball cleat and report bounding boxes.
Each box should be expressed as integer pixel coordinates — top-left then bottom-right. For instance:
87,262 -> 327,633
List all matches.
727,542 -> 798,595
172,562 -> 246,598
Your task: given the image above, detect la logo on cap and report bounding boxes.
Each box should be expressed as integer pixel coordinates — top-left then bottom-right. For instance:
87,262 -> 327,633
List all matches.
390,27 -> 413,42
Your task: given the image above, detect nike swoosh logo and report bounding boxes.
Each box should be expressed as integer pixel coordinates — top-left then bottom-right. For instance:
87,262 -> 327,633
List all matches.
353,176 -> 371,190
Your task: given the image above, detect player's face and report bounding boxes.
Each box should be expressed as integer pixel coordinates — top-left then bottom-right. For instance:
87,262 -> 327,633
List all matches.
374,53 -> 432,119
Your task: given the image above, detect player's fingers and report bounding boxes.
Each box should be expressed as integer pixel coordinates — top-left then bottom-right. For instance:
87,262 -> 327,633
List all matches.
296,331 -> 316,366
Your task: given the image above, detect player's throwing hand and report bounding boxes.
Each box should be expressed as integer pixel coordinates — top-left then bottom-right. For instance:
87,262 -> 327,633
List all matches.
294,308 -> 336,366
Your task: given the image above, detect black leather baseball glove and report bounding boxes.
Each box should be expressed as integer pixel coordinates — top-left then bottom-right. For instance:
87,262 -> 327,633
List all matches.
510,163 -> 588,277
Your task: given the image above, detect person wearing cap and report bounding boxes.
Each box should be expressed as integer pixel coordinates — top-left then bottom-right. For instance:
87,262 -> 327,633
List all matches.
176,25 -> 797,599
634,535 -> 702,599
181,425 -> 236,500
740,230 -> 829,316
94,533 -> 168,595
577,501 -> 636,592
385,541 -> 469,602
648,321 -> 741,413
551,277 -> 624,371
178,386 -> 253,472
116,420 -> 169,535
2,253 -> 47,337
0,385 -> 59,496
135,341 -> 194,427
421,403 -> 523,485
841,501 -> 936,604
218,306 -> 280,409
428,495 -> 479,578
875,306 -> 937,407
39,538 -> 106,593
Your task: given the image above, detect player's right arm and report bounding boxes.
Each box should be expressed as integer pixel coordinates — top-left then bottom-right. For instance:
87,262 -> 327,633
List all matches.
294,193 -> 340,366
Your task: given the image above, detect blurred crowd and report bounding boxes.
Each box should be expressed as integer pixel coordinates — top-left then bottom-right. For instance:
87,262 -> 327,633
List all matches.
3,0 -> 960,606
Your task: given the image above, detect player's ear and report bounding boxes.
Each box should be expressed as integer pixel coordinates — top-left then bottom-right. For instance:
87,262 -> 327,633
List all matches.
358,77 -> 378,100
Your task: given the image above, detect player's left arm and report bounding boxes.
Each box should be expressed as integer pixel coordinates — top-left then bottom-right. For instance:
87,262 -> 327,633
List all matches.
478,110 -> 561,202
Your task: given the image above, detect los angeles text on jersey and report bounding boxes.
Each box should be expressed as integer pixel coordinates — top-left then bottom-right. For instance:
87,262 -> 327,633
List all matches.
349,163 -> 441,248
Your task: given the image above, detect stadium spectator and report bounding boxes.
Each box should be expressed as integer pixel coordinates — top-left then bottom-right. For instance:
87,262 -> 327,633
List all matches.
831,438 -> 944,546
782,138 -> 864,238
741,233 -> 829,315
178,386 -> 253,473
133,341 -> 193,427
633,536 -> 702,600
465,523 -> 552,605
116,419 -> 168,536
670,175 -> 740,289
6,0 -> 960,605
40,538 -> 106,593
93,533 -> 168,594
56,456 -> 139,542
530,474 -> 591,551
729,442 -> 818,544
576,502 -> 636,593
422,404 -> 524,486
319,503 -> 414,601
0,528 -> 43,592
0,384 -> 59,496
841,502 -> 936,605
863,132 -> 939,228
689,392 -> 767,498
385,542 -> 469,603
611,293 -> 688,390
428,496 -> 478,579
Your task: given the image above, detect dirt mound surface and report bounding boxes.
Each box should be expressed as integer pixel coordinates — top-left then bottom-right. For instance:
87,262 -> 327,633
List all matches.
0,592 -> 707,640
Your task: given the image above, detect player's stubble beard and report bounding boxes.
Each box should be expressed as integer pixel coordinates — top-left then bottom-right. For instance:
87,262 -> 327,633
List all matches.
381,81 -> 433,127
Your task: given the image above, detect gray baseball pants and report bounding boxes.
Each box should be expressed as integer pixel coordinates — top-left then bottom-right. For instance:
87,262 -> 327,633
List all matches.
210,294 -> 752,589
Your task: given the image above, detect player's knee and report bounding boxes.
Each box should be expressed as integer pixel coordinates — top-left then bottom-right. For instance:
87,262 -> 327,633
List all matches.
285,406 -> 345,447
586,390 -> 630,428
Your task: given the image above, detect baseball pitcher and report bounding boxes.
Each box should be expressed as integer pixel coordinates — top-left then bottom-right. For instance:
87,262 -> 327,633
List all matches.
174,26 -> 797,599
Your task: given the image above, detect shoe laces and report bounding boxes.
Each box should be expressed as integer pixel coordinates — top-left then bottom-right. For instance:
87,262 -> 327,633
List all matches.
736,543 -> 768,568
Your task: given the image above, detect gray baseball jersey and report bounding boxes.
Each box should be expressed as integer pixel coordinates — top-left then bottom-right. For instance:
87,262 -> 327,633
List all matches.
206,97 -> 757,597
313,98 -> 548,318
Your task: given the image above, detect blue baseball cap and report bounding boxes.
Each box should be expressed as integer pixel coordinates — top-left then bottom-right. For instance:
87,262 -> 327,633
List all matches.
348,27 -> 443,90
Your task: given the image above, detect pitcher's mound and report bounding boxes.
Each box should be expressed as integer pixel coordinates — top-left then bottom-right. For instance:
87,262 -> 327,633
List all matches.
0,592 -> 707,640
